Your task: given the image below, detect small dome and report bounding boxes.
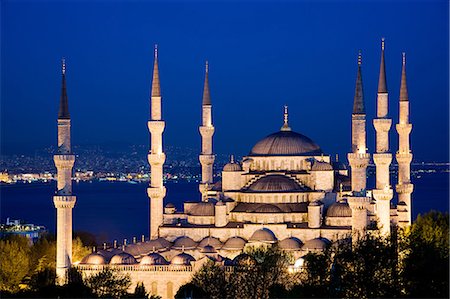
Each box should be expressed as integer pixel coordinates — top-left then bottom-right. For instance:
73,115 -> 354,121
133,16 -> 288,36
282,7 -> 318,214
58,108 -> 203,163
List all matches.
222,236 -> 247,250
110,252 -> 137,265
198,236 -> 222,249
326,202 -> 352,217
254,204 -> 283,213
188,202 -> 215,216
311,160 -> 333,171
247,175 -> 305,192
80,253 -> 106,265
302,238 -> 330,251
171,253 -> 196,265
250,130 -> 322,156
140,252 -> 169,265
143,238 -> 172,252
278,237 -> 302,251
223,162 -> 242,172
201,245 -> 217,254
97,249 -> 122,262
249,228 -> 277,243
172,236 -> 197,250
165,203 -> 175,208
124,244 -> 144,257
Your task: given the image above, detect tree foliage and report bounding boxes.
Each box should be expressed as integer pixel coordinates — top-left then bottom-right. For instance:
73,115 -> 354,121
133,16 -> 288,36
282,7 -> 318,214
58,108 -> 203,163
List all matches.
0,236 -> 30,292
85,267 -> 131,298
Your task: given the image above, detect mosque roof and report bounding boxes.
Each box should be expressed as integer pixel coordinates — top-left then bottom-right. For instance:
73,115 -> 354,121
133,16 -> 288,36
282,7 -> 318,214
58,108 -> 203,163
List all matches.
311,160 -> 333,171
188,202 -> 215,216
222,236 -> 247,250
278,237 -> 303,251
139,252 -> 169,265
110,252 -> 137,265
249,130 -> 322,156
198,236 -> 222,249
80,253 -> 106,265
232,202 -> 308,213
172,236 -> 197,250
326,202 -> 352,217
171,253 -> 196,265
245,174 -> 308,192
302,238 -> 330,251
249,228 -> 278,243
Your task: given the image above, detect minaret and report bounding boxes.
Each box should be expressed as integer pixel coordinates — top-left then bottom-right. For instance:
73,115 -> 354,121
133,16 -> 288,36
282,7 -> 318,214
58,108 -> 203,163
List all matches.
199,61 -> 215,200
53,59 -> 76,284
347,52 -> 371,238
372,38 -> 394,235
396,53 -> 413,225
147,45 -> 166,240
347,51 -> 370,193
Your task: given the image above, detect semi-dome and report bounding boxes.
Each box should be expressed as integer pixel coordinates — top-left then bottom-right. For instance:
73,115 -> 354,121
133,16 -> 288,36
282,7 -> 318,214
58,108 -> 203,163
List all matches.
250,130 -> 322,156
302,238 -> 330,251
140,252 -> 169,265
278,237 -> 302,251
198,236 -> 222,249
254,204 -> 283,213
110,252 -> 137,265
171,253 -> 196,265
172,236 -> 197,250
222,236 -> 247,250
249,228 -> 277,243
188,202 -> 215,216
247,175 -> 304,192
80,253 -> 106,265
326,202 -> 352,217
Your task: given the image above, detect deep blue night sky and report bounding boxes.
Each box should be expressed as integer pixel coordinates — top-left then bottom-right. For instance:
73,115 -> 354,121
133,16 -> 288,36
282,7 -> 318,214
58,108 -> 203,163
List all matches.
2,1 -> 449,162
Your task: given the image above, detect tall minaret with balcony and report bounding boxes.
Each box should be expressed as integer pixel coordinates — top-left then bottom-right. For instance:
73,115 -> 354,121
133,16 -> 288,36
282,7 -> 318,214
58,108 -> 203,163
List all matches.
396,53 -> 413,226
347,51 -> 370,193
372,38 -> 394,235
347,52 -> 371,237
199,61 -> 215,200
147,45 -> 166,240
53,59 -> 76,284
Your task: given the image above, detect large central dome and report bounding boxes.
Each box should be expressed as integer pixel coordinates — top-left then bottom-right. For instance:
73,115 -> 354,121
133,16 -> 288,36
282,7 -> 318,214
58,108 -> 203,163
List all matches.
250,130 -> 322,156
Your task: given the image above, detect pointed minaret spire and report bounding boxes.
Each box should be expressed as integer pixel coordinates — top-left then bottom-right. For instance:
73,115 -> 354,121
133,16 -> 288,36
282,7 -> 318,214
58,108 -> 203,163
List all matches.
281,105 -> 291,131
151,44 -> 161,97
353,51 -> 365,114
202,60 -> 211,105
400,53 -> 408,102
58,58 -> 70,119
378,38 -> 387,93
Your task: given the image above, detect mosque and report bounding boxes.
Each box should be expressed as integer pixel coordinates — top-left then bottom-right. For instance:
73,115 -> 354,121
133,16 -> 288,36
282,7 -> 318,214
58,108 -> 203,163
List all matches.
53,39 -> 413,298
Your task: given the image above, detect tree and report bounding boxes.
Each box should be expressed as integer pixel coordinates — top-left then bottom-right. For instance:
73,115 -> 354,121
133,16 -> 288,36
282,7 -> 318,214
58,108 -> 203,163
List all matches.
191,260 -> 226,299
401,211 -> 449,298
85,267 -> 131,298
72,237 -> 91,263
0,236 -> 30,292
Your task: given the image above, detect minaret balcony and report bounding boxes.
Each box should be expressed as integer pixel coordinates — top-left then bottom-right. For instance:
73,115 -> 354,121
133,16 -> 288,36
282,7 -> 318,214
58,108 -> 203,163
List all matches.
372,188 -> 393,201
148,120 -> 165,134
54,154 -> 75,168
373,153 -> 392,165
396,123 -> 412,135
147,186 -> 166,199
347,196 -> 371,210
148,153 -> 166,166
373,118 -> 392,132
396,183 -> 414,194
199,126 -> 215,138
347,153 -> 370,168
53,195 -> 76,209
199,154 -> 215,165
396,152 -> 412,164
